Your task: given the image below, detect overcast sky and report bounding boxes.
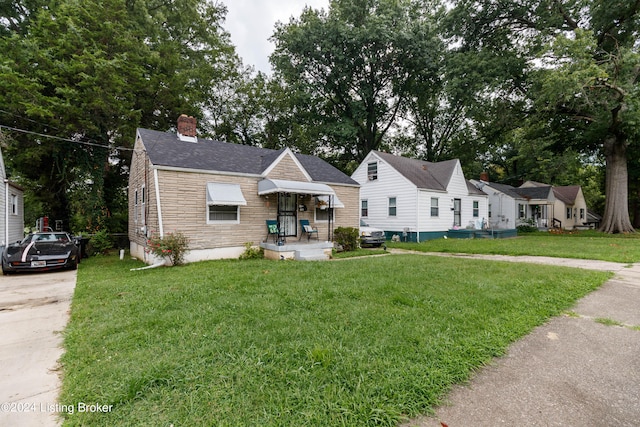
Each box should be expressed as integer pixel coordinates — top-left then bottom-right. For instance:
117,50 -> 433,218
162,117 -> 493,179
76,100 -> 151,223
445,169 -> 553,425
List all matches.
223,0 -> 329,74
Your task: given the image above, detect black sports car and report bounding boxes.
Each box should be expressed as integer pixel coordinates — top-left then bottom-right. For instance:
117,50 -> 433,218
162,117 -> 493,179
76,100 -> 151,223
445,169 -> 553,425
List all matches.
2,232 -> 80,275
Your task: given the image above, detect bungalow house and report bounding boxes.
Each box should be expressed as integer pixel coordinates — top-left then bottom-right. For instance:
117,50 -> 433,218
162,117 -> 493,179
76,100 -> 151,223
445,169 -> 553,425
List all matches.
471,178 -> 590,230
351,151 -> 489,241
0,147 -> 24,247
129,115 -> 360,263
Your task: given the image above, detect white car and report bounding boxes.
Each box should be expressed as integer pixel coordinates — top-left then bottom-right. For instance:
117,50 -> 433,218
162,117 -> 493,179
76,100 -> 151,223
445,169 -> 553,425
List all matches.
359,220 -> 385,247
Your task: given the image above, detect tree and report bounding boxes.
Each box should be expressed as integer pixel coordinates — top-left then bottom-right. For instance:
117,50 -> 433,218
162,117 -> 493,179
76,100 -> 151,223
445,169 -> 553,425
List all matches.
270,0 -> 440,169
447,0 -> 639,233
0,0 -> 238,232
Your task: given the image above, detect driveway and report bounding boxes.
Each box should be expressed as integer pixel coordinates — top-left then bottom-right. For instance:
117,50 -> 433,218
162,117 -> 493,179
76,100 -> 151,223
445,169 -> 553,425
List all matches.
0,269 -> 77,427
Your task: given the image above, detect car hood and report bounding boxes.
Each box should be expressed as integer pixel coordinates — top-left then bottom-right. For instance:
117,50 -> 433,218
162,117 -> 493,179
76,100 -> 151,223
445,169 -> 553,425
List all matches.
4,241 -> 75,260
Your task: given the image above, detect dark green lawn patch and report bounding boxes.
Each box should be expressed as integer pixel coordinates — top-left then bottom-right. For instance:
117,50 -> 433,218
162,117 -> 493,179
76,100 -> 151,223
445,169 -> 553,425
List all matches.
60,254 -> 611,426
388,232 -> 640,263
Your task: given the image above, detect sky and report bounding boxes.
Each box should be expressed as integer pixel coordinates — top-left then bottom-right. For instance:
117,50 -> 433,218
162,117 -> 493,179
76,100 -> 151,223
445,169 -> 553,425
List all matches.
223,0 -> 329,74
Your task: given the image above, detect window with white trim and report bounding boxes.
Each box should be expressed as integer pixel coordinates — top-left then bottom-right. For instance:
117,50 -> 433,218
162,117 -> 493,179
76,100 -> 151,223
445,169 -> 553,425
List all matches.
430,197 -> 439,217
208,205 -> 239,222
388,197 -> 397,217
141,185 -> 146,226
361,200 -> 368,217
367,162 -> 378,181
134,189 -> 138,225
10,194 -> 17,215
473,200 -> 479,217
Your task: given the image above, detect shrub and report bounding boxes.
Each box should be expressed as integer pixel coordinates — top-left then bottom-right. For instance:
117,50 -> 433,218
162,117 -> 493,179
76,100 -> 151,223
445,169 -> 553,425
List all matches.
146,231 -> 190,266
239,242 -> 264,260
89,230 -> 113,255
334,227 -> 359,252
517,218 -> 538,233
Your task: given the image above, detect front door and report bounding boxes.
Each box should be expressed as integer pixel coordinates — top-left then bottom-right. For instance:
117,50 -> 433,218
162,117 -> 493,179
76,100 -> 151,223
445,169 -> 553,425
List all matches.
453,198 -> 461,227
278,193 -> 297,237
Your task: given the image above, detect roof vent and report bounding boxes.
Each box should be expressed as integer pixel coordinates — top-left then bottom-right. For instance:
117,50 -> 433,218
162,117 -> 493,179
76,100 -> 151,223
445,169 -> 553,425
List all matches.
177,114 -> 198,142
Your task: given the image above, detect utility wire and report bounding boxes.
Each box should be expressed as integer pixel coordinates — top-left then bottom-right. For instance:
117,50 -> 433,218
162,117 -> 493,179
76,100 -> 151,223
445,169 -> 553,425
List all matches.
0,124 -> 135,152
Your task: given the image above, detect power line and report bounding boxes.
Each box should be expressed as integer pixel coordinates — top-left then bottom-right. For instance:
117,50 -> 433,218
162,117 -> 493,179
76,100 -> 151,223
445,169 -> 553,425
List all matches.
0,124 -> 135,152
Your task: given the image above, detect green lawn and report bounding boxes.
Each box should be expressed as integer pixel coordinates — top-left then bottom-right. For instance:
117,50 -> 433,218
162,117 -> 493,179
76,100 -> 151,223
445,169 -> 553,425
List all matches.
388,231 -> 640,263
59,253 -> 611,426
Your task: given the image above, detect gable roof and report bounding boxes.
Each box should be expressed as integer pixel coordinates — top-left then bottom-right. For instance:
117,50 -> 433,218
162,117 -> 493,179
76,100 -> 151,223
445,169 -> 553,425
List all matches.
553,186 -> 580,205
137,128 -> 357,186
372,151 -> 458,191
514,185 -> 554,200
483,182 -> 526,199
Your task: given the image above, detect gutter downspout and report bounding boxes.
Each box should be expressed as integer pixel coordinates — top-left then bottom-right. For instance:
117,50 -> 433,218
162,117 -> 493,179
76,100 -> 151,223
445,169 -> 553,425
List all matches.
416,188 -> 420,243
4,179 -> 8,246
154,168 -> 164,238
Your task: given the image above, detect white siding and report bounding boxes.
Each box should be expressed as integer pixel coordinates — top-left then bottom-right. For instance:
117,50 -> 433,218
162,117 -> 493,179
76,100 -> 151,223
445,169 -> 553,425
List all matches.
352,152 -> 418,232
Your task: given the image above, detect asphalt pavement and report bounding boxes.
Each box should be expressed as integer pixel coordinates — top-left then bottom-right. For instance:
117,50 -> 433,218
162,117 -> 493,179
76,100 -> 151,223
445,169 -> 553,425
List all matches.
0,269 -> 76,427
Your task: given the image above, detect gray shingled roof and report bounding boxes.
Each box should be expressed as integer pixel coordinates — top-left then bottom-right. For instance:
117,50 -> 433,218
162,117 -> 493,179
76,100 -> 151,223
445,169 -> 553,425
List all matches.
515,186 -> 553,200
138,128 -> 358,186
553,186 -> 580,205
373,151 -> 458,191
485,182 -> 526,199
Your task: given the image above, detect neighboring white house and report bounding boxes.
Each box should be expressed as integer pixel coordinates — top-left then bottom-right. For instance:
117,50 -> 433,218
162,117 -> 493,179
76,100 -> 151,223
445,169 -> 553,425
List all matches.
471,178 -> 590,230
471,180 -> 529,229
0,148 -> 24,246
352,151 -> 489,241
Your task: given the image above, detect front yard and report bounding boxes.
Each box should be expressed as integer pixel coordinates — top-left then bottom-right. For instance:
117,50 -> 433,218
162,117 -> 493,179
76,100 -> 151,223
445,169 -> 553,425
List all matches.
388,231 -> 640,264
59,247 -> 611,426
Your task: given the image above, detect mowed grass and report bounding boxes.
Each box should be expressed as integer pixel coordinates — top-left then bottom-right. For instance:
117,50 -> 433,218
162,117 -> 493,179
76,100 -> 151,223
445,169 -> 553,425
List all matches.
60,253 -> 611,426
388,231 -> 640,263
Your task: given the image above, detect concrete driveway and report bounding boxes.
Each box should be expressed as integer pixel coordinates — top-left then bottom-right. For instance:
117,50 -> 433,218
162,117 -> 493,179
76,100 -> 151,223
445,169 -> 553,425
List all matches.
0,269 -> 76,427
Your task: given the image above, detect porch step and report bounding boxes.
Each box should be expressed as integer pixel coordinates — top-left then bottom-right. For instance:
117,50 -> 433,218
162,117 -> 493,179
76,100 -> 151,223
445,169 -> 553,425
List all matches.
295,248 -> 329,261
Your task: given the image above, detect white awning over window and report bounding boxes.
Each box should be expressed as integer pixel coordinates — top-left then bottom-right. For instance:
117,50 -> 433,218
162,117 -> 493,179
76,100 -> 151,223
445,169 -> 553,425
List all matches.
206,182 -> 247,206
316,194 -> 345,208
257,179 -> 336,196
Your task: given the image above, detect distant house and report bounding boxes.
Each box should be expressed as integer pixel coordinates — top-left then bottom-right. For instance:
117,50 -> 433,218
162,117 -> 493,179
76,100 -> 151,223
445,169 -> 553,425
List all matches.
471,178 -> 590,230
128,115 -> 360,263
0,148 -> 24,246
351,151 -> 489,241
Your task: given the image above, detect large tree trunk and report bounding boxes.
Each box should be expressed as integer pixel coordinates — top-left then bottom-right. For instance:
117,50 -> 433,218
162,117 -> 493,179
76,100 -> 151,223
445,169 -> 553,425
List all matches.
599,136 -> 635,233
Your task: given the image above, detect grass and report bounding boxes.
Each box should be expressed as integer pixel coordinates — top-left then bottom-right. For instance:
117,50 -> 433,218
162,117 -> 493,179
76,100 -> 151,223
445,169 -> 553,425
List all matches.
332,247 -> 389,259
59,253 -> 611,426
388,231 -> 640,263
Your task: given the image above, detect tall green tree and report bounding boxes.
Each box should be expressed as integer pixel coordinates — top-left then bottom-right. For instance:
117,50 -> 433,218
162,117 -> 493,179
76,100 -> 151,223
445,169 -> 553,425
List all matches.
448,0 -> 640,233
0,0 -> 238,232
270,0 -> 441,170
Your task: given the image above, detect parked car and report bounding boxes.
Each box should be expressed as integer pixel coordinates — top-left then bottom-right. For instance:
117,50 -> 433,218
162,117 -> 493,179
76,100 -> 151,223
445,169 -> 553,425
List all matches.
359,220 -> 386,247
2,232 -> 80,275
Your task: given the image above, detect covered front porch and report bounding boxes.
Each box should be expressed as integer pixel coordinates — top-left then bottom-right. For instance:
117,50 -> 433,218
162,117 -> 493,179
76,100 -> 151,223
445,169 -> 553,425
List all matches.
257,179 -> 342,261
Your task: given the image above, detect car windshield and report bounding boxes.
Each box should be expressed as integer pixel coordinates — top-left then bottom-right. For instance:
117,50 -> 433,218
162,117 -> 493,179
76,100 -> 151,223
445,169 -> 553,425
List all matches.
360,220 -> 369,226
23,233 -> 70,243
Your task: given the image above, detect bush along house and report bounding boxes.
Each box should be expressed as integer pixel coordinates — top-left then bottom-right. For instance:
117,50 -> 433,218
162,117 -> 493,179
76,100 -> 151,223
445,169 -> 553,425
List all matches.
128,115 -> 360,263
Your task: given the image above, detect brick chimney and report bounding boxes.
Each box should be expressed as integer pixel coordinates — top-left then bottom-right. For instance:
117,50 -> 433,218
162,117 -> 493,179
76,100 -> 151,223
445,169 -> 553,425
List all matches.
177,114 -> 197,141
480,171 -> 489,182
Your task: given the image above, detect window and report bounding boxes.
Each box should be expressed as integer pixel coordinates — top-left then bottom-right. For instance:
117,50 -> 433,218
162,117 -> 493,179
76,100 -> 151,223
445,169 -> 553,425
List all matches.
388,197 -> 397,217
315,207 -> 335,222
140,185 -> 146,226
208,205 -> 239,222
430,197 -> 439,217
473,200 -> 479,217
10,194 -> 17,215
580,208 -> 585,219
488,203 -> 492,218
566,207 -> 572,219
206,183 -> 246,224
518,204 -> 525,218
361,200 -> 368,217
134,189 -> 138,225
367,162 -> 378,181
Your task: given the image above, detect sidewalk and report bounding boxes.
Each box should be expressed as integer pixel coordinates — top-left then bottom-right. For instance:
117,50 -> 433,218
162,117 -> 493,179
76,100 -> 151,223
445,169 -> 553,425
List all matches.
396,252 -> 640,427
0,270 -> 77,427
